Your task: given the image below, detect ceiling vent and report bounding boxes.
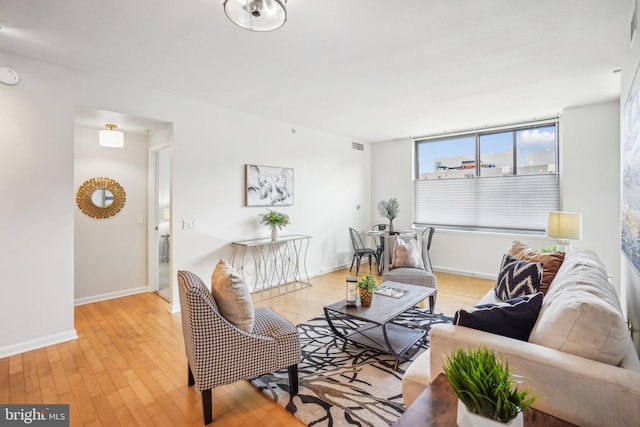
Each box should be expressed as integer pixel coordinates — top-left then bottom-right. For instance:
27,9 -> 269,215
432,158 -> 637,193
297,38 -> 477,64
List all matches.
352,142 -> 364,151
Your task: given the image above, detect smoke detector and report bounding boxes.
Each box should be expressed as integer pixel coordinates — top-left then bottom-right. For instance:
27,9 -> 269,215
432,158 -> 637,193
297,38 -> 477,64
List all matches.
0,67 -> 20,86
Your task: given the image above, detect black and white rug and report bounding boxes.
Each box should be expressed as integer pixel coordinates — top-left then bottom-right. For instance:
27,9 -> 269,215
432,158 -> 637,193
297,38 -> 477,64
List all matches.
250,309 -> 452,427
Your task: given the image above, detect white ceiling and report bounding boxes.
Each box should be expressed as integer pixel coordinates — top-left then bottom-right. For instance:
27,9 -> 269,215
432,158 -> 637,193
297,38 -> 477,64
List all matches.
0,0 -> 632,142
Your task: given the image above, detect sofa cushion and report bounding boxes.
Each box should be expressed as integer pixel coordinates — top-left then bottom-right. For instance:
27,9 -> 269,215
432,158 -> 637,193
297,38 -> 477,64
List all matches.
494,254 -> 542,300
454,293 -> 543,341
210,259 -> 255,332
529,250 -> 629,366
390,235 -> 424,270
509,240 -> 565,294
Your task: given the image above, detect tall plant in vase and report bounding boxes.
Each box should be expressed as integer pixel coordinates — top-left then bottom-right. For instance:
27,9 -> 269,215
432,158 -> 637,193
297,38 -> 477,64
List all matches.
259,209 -> 290,241
377,198 -> 399,233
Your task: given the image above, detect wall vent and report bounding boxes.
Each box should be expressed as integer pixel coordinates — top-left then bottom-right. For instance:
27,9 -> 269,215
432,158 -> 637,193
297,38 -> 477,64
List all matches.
352,142 -> 364,151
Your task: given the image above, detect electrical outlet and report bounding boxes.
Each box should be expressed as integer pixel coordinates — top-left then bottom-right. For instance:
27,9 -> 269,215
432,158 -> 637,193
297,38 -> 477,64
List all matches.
182,219 -> 195,230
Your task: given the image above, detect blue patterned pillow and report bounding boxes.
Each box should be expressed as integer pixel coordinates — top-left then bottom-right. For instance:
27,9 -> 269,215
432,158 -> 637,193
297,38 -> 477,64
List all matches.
494,254 -> 542,300
454,293 -> 544,341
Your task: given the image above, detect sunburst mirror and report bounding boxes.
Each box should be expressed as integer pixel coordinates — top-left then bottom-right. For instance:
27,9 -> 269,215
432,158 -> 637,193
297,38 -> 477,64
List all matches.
76,177 -> 126,219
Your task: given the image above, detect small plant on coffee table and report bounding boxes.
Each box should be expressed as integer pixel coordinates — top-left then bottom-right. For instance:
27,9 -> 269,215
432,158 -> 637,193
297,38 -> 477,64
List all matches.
357,274 -> 378,307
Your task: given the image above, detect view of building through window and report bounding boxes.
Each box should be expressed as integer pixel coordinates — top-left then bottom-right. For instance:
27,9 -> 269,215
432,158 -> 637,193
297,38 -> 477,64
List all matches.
416,125 -> 557,179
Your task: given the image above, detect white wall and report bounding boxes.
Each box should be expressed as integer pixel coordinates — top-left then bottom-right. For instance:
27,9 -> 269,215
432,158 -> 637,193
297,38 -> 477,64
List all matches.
561,101 -> 620,288
371,100 -> 621,286
0,53 -> 77,356
74,126 -> 150,303
0,50 -> 370,356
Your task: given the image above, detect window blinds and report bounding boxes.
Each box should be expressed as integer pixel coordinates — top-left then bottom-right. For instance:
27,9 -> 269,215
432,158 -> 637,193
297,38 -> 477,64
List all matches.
414,174 -> 559,232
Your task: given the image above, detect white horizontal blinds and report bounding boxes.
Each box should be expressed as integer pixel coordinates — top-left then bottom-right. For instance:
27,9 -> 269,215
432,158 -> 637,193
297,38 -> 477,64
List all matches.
414,174 -> 559,232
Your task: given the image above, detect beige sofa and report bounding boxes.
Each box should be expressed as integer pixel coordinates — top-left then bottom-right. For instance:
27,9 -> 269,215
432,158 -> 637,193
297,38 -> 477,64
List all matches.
402,249 -> 640,427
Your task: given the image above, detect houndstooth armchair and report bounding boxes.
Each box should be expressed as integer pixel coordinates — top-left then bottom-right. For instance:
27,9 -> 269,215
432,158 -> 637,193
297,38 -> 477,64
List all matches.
382,234 -> 437,313
177,271 -> 301,424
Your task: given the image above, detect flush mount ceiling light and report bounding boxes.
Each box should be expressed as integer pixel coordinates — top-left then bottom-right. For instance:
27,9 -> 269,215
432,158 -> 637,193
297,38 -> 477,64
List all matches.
99,123 -> 124,148
223,0 -> 287,32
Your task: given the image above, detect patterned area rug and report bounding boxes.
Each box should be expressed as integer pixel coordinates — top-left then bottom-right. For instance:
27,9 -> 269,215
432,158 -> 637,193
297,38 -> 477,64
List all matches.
250,308 -> 452,427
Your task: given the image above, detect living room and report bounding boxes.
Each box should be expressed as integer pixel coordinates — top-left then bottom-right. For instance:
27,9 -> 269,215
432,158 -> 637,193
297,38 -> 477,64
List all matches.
1,1 -> 640,423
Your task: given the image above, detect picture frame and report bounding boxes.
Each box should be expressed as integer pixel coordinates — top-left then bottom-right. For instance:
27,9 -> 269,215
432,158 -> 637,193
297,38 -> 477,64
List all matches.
622,61 -> 640,275
245,164 -> 294,207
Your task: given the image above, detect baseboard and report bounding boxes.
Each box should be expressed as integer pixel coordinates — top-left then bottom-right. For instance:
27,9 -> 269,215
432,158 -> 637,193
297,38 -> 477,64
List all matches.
0,329 -> 78,359
74,286 -> 149,306
432,266 -> 497,281
308,263 -> 352,278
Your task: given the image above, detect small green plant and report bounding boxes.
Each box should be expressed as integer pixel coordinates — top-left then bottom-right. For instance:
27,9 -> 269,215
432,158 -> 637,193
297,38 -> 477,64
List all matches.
258,209 -> 290,229
539,244 -> 558,253
357,274 -> 378,291
443,347 -> 536,423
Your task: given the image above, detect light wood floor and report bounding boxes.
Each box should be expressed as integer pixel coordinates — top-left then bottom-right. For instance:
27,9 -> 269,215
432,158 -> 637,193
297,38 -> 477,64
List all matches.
0,267 -> 493,427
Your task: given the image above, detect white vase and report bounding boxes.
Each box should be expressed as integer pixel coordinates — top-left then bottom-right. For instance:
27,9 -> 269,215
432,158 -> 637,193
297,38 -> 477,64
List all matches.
271,225 -> 279,241
457,400 -> 523,427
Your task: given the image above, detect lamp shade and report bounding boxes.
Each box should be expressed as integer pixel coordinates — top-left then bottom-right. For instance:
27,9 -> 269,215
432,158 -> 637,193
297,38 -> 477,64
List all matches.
223,0 -> 287,32
546,211 -> 582,240
99,124 -> 124,148
161,208 -> 171,221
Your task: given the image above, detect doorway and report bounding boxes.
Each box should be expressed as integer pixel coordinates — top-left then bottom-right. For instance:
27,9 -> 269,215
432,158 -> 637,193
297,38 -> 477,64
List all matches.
156,147 -> 171,300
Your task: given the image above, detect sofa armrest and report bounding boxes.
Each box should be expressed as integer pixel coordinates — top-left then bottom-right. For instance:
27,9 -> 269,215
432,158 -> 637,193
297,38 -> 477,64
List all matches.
429,324 -> 640,427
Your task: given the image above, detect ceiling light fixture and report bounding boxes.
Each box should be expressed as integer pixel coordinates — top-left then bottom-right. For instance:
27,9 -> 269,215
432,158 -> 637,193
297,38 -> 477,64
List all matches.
99,123 -> 124,148
223,0 -> 287,32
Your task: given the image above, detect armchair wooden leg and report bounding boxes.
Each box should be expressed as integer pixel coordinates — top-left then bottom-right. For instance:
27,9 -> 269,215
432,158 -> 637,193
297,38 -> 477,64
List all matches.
202,388 -> 213,425
188,364 -> 195,387
429,294 -> 436,315
288,364 -> 299,395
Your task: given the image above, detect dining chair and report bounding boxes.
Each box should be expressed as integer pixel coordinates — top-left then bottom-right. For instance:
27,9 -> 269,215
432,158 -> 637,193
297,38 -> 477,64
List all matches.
372,224 -> 387,274
421,226 -> 435,251
349,227 -> 378,276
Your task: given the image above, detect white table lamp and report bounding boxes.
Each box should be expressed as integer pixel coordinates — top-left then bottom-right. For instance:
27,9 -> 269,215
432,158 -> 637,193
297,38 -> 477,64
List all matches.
546,211 -> 582,252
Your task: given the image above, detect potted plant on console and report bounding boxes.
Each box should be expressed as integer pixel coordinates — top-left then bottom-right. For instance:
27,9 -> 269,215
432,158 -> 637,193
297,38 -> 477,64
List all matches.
357,274 -> 378,307
259,209 -> 290,241
443,347 -> 536,427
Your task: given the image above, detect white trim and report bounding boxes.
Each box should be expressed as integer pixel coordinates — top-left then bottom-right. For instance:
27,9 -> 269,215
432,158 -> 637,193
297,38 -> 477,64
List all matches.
0,330 -> 78,359
74,286 -> 149,306
432,266 -> 497,281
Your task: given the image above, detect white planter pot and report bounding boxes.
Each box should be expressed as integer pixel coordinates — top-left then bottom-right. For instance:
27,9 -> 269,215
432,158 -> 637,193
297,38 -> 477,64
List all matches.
457,399 -> 523,427
271,225 -> 279,241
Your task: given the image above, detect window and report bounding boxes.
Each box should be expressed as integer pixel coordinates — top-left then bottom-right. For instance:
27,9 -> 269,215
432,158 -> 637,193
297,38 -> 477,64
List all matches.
414,120 -> 559,233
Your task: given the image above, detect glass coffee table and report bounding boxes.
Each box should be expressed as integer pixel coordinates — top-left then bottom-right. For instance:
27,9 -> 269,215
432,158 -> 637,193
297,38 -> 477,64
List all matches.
323,281 -> 437,370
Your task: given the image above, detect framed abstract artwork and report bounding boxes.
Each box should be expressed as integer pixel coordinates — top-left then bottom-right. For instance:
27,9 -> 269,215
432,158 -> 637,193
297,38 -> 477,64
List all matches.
622,61 -> 640,275
245,164 -> 294,206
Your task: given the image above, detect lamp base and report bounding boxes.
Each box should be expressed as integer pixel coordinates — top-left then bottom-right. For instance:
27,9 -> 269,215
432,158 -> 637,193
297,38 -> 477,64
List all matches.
555,239 -> 572,253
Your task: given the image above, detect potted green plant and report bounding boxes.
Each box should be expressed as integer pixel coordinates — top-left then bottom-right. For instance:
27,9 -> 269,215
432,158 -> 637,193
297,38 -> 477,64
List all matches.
443,347 -> 536,427
357,274 -> 378,307
259,209 -> 290,241
377,198 -> 399,233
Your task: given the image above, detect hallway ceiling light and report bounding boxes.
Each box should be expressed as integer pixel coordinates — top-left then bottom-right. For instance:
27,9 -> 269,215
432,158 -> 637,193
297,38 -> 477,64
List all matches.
223,0 -> 287,32
99,123 -> 124,148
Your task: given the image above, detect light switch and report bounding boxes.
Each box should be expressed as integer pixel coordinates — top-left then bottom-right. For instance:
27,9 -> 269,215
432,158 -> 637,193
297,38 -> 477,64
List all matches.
137,216 -> 144,226
182,219 -> 195,230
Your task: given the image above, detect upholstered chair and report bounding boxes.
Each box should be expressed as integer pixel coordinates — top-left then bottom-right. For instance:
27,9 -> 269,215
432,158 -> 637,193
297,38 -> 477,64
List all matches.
382,234 -> 437,313
177,270 -> 301,424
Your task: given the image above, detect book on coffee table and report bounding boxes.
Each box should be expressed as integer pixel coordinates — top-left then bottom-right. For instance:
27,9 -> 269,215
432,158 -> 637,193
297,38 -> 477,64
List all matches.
375,285 -> 408,298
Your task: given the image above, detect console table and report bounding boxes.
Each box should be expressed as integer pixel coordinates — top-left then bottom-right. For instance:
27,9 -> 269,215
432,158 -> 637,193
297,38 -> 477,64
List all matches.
392,374 -> 577,427
231,234 -> 312,301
